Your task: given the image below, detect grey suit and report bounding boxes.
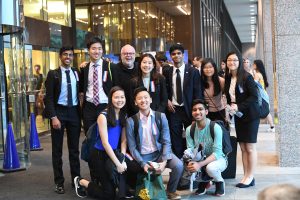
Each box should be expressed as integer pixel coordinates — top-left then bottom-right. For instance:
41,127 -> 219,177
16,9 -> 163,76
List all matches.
126,111 -> 183,192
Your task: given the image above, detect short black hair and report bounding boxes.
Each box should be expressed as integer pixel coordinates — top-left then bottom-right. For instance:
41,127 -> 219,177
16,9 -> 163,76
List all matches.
59,46 -> 74,56
169,43 -> 184,54
192,99 -> 209,110
134,86 -> 149,100
155,53 -> 167,62
87,37 -> 104,49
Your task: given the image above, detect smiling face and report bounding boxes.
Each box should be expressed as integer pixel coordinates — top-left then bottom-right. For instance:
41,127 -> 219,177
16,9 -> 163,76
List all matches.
135,90 -> 152,111
203,62 -> 215,77
88,42 -> 103,62
121,45 -> 136,68
140,56 -> 154,76
60,50 -> 74,67
192,103 -> 208,122
111,90 -> 126,110
226,53 -> 240,72
170,50 -> 184,66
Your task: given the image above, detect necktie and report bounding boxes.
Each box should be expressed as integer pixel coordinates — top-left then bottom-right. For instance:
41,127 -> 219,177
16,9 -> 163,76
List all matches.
93,64 -> 100,106
176,69 -> 183,105
65,70 -> 73,107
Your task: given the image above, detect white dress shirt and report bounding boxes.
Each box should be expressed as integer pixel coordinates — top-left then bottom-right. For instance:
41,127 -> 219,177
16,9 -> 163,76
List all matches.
140,110 -> 158,155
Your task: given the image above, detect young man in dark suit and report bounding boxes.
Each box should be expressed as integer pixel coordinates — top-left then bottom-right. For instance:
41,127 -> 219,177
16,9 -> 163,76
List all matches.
43,46 -> 81,194
79,37 -> 113,133
163,43 -> 203,159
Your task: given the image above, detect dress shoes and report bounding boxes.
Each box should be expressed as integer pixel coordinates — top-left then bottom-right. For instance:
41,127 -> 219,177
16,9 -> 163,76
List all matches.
236,178 -> 255,188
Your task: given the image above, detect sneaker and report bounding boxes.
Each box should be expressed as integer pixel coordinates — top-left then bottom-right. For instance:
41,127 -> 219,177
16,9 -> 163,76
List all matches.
195,181 -> 211,195
74,176 -> 87,198
167,191 -> 181,199
215,181 -> 225,196
55,184 -> 65,194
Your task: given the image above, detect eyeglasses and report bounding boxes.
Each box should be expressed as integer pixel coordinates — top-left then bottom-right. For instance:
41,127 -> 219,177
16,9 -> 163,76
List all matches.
122,52 -> 135,56
171,52 -> 182,56
227,59 -> 239,62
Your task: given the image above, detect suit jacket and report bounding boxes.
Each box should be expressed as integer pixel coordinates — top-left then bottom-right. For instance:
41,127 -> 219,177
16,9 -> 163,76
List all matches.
129,74 -> 168,114
43,67 -> 80,118
126,111 -> 172,168
79,60 -> 113,106
163,64 -> 203,118
224,73 -> 260,122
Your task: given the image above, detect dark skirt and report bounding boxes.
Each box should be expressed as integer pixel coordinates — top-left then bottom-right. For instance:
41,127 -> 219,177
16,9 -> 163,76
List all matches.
234,117 -> 259,143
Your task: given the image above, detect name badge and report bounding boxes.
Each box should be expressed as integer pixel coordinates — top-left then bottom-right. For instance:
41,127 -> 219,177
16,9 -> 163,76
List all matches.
150,81 -> 155,92
238,85 -> 244,93
103,71 -> 108,82
74,71 -> 79,81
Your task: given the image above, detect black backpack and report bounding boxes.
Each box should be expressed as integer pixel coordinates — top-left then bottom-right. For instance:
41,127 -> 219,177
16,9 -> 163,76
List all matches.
190,120 -> 232,156
132,111 -> 163,138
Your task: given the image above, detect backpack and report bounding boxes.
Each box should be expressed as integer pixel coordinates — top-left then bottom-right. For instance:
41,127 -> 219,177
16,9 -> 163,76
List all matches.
190,120 -> 232,156
132,111 -> 163,138
80,112 -> 106,162
255,81 -> 270,119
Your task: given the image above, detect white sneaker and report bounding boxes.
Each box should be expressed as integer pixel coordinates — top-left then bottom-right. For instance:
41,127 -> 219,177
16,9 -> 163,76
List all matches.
267,127 -> 275,133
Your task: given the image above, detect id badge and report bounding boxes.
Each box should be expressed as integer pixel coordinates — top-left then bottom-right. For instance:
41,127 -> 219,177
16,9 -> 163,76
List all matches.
103,71 -> 108,82
238,85 -> 244,93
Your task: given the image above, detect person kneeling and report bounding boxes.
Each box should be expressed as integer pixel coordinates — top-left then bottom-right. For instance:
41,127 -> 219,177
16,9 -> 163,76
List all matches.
186,99 -> 227,197
126,87 -> 184,200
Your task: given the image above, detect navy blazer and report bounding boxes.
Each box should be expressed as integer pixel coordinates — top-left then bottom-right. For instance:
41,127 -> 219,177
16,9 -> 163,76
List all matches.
43,67 -> 80,118
163,64 -> 203,118
79,60 -> 113,106
129,74 -> 168,114
224,74 -> 260,122
126,111 -> 172,168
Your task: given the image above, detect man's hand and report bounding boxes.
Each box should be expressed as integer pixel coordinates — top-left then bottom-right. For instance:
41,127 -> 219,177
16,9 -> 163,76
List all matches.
79,61 -> 88,68
187,161 -> 201,173
52,117 -> 61,129
155,161 -> 167,174
167,100 -> 175,113
143,163 -> 153,173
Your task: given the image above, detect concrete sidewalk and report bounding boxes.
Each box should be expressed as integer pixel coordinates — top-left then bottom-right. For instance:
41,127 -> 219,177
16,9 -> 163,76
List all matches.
0,124 -> 299,200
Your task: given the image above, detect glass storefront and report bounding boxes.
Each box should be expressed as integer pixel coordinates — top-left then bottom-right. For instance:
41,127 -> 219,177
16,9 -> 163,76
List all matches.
24,0 -> 71,27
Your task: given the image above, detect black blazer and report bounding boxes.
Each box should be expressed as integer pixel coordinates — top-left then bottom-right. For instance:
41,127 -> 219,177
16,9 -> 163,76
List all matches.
129,74 -> 168,114
79,60 -> 113,105
224,73 -> 260,122
43,67 -> 80,118
163,64 -> 203,118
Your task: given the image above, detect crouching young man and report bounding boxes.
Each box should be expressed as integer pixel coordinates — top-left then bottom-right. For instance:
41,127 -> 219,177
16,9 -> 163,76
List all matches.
126,87 -> 183,200
186,99 -> 227,196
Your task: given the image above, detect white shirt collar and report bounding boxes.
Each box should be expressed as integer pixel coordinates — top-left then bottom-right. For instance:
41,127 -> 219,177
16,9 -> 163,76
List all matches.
139,109 -> 154,120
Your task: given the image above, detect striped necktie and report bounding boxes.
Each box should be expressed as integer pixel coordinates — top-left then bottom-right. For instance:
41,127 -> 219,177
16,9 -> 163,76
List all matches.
93,64 -> 100,106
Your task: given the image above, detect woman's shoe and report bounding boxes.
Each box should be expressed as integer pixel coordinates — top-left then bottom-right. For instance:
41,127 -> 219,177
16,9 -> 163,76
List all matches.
236,178 -> 255,188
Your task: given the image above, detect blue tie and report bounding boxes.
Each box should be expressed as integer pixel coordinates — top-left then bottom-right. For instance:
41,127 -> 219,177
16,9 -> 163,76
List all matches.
65,70 -> 72,107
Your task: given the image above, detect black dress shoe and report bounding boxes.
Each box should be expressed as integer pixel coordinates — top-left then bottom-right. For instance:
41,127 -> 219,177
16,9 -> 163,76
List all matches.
55,184 -> 65,194
236,178 -> 255,188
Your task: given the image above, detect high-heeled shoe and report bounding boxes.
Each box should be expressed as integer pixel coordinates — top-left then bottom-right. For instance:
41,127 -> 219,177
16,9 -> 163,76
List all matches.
236,178 -> 255,188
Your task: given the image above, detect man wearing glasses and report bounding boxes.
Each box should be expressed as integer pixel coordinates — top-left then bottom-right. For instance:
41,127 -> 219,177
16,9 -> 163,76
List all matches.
44,46 -> 82,194
163,43 -> 203,159
112,44 -> 138,117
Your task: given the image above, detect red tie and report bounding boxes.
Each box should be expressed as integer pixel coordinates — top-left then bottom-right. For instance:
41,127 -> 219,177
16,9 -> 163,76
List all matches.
93,64 -> 100,106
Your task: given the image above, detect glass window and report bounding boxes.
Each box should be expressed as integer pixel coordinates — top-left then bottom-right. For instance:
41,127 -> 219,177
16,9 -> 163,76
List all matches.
47,0 -> 71,26
24,0 -> 43,20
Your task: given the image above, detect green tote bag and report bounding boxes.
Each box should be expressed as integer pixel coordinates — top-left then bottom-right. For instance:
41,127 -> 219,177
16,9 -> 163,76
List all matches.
135,171 -> 167,200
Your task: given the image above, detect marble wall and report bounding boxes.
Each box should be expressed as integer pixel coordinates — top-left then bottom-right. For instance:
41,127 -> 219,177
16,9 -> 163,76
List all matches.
272,0 -> 300,166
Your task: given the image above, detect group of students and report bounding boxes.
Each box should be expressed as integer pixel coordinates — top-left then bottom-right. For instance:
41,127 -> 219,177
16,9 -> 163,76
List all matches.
43,37 -> 265,199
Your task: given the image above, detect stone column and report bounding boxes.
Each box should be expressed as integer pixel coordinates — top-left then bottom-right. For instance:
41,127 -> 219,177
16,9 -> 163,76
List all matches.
271,0 -> 300,167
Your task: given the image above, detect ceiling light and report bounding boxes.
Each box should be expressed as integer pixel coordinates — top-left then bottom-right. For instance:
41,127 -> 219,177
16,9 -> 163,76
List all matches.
250,5 -> 255,7
177,5 -> 188,15
250,9 -> 255,12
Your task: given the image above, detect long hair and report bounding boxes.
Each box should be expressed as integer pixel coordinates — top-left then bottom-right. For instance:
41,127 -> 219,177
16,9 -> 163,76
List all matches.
225,52 -> 248,88
253,59 -> 269,88
136,53 -> 159,84
201,58 -> 221,96
106,86 -> 126,127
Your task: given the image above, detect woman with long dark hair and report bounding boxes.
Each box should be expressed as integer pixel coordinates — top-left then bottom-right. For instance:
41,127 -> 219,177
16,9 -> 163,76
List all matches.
129,53 -> 167,115
74,86 -> 128,199
253,59 -> 275,132
201,58 -> 226,124
224,52 -> 260,188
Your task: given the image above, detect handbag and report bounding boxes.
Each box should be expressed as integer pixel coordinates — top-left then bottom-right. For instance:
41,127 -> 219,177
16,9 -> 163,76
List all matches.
204,90 -> 230,130
135,171 -> 167,200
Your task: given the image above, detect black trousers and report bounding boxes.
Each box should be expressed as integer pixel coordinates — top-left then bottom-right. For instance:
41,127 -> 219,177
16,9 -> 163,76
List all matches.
168,106 -> 191,159
51,105 -> 81,186
82,101 -> 107,182
88,148 -> 126,199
